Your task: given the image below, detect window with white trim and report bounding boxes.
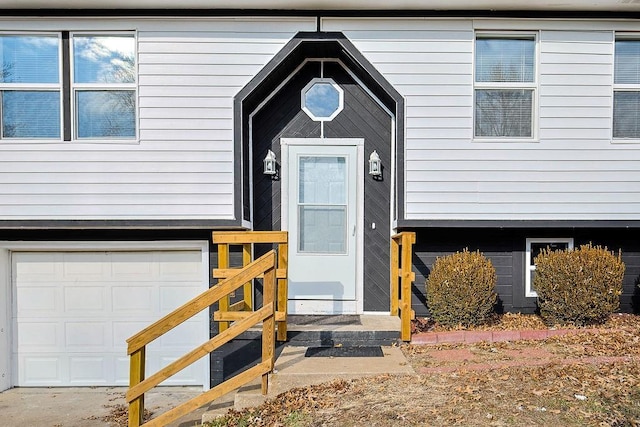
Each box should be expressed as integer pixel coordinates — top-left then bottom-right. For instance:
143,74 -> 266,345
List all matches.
0,34 -> 62,139
613,36 -> 640,140
474,34 -> 537,139
0,32 -> 136,141
525,238 -> 574,298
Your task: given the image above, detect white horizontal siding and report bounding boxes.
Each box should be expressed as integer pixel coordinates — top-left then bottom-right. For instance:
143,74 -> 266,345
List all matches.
0,17 -> 315,220
325,18 -> 639,221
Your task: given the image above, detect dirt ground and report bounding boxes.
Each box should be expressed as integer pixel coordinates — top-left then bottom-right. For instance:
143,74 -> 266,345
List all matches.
202,314 -> 640,427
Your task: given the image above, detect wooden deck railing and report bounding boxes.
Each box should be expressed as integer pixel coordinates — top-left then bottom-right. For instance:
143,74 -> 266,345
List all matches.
391,231 -> 416,341
126,250 -> 278,427
212,231 -> 288,341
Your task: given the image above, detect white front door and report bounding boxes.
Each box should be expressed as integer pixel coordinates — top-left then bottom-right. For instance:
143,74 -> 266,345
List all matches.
283,139 -> 363,314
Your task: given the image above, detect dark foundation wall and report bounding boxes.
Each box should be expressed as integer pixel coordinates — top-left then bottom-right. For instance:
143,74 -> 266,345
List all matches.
411,228 -> 640,317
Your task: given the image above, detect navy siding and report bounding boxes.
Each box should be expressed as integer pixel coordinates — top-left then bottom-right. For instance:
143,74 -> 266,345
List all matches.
411,228 -> 640,317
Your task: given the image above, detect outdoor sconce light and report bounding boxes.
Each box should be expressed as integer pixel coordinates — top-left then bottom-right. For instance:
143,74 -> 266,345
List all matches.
369,150 -> 382,178
263,149 -> 277,177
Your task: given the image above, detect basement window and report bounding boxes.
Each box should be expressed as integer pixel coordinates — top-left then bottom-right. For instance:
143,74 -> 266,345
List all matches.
525,238 -> 573,298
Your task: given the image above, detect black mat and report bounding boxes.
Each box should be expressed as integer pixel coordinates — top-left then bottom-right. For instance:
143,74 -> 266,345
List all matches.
304,346 -> 383,358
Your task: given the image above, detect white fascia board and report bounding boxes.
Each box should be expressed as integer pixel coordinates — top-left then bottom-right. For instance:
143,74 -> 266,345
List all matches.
1,0 -> 640,11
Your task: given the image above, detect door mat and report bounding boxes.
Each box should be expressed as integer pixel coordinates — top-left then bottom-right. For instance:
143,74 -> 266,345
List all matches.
304,346 -> 384,358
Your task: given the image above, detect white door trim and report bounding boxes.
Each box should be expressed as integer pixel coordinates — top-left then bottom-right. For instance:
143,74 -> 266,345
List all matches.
281,138 -> 365,314
0,240 -> 210,391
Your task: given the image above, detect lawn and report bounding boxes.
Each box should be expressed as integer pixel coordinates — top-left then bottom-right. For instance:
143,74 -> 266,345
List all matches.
204,314 -> 640,427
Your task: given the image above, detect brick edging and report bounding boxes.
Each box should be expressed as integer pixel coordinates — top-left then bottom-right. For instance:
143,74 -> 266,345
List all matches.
411,327 -> 601,345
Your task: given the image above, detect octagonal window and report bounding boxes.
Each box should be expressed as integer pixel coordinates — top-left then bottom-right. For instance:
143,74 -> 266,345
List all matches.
301,78 -> 344,121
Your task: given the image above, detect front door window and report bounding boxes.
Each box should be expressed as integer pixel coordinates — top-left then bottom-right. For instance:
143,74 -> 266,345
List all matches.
298,156 -> 347,254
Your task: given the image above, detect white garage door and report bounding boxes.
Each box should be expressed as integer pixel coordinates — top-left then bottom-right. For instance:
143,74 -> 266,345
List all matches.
11,250 -> 207,387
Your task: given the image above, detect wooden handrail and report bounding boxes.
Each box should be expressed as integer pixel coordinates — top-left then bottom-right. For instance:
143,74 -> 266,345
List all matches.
126,303 -> 273,403
127,251 -> 276,355
213,230 -> 288,244
127,249 -> 278,427
391,232 -> 416,342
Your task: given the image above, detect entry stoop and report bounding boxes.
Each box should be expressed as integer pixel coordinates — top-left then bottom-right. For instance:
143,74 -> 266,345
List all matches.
202,315 -> 407,423
202,344 -> 414,422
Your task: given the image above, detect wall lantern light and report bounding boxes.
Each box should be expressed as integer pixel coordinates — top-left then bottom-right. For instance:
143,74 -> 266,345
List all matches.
263,149 -> 277,177
369,150 -> 382,178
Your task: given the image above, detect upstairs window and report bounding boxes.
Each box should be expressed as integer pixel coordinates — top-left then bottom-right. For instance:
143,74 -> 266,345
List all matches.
0,32 -> 136,142
73,33 -> 136,139
613,37 -> 640,140
474,34 -> 537,139
0,34 -> 61,139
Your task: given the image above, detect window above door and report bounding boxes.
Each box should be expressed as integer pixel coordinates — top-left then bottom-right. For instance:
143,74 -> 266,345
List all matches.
301,77 -> 344,121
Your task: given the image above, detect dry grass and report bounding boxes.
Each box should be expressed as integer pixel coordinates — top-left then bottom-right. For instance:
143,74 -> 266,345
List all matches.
202,313 -> 640,427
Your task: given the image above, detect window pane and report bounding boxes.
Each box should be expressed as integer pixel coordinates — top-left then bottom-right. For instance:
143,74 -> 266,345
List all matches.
299,206 -> 346,254
476,37 -> 535,83
475,89 -> 533,137
0,35 -> 59,84
530,242 -> 569,266
613,91 -> 640,139
299,156 -> 346,204
73,35 -> 135,84
615,39 -> 640,85
2,91 -> 60,138
76,90 -> 135,138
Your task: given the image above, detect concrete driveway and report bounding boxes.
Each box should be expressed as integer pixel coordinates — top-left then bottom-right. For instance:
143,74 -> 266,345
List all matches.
0,386 -> 233,427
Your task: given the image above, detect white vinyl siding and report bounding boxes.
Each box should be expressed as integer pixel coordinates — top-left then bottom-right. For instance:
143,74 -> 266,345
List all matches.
324,18 -> 640,221
0,17 -> 315,220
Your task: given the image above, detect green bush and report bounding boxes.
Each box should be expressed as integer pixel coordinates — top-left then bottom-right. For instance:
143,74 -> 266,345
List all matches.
426,249 -> 497,327
534,243 -> 625,326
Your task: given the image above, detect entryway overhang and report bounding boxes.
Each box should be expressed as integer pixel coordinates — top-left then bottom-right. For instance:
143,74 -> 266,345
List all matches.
233,31 -> 405,225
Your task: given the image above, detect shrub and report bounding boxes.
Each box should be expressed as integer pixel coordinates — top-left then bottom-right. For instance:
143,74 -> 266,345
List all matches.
426,249 -> 497,328
534,243 -> 625,326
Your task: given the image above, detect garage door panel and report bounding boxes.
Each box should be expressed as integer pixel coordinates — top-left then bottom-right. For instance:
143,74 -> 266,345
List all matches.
157,251 -> 202,278
62,252 -> 110,278
21,356 -> 62,385
112,286 -> 156,312
111,252 -> 155,277
68,356 -> 108,385
17,287 -> 58,313
64,286 -> 105,312
65,322 -> 108,348
12,250 -> 206,387
159,285 -> 202,311
16,322 -> 59,349
159,321 -> 202,348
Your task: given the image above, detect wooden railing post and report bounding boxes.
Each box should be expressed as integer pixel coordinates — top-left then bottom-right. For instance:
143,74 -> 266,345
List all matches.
262,264 -> 276,394
242,243 -> 252,310
391,232 -> 416,342
400,232 -> 416,341
390,237 -> 400,316
218,243 -> 230,332
276,241 -> 288,341
128,346 -> 145,427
